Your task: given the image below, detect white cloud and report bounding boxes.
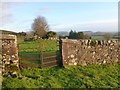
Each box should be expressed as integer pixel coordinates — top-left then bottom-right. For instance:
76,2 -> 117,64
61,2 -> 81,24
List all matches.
40,6 -> 53,11
0,2 -> 24,27
36,6 -> 54,15
51,19 -> 118,32
0,3 -> 13,26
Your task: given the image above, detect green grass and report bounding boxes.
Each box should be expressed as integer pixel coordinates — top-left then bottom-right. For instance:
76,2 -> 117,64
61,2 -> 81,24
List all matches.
91,36 -> 118,40
91,36 -> 105,40
2,63 -> 119,88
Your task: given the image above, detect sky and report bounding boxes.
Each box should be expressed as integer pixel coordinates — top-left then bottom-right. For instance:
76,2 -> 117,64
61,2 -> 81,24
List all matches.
0,1 -> 118,33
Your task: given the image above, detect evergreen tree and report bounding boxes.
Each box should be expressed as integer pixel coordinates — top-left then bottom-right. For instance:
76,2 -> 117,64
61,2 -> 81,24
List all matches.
69,30 -> 74,39
77,32 -> 84,39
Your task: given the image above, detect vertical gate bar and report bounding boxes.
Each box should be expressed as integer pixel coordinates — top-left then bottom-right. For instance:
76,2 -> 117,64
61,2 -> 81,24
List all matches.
56,40 -> 58,66
41,40 -> 43,66
59,39 -> 63,67
40,40 -> 43,68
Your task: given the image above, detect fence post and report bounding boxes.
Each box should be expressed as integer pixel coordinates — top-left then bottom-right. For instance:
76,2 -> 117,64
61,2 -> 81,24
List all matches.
59,39 -> 63,67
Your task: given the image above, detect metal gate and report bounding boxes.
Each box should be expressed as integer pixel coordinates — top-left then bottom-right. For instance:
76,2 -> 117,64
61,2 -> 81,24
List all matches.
18,39 -> 61,69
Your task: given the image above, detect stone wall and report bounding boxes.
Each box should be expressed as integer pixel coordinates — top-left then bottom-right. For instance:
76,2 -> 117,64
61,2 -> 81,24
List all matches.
0,32 -> 2,89
0,34 -> 19,73
61,39 -> 119,66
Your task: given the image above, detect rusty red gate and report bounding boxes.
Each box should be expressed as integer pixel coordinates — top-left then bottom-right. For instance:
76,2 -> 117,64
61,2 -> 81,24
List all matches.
18,39 -> 61,69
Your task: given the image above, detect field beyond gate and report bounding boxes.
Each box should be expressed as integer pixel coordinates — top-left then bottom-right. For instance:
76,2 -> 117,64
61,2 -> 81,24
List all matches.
18,39 -> 60,68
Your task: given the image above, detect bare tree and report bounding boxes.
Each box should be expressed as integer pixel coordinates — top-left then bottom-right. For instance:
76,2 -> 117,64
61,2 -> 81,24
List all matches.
104,33 -> 113,40
32,16 -> 49,38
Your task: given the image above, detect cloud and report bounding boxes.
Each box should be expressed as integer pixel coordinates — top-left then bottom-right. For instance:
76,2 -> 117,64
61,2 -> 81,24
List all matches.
36,6 -> 54,15
0,3 -> 13,26
40,6 -> 53,11
0,2 -> 24,27
51,19 -> 118,32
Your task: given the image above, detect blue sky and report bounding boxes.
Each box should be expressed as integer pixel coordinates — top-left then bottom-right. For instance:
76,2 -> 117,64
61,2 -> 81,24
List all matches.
0,2 -> 118,32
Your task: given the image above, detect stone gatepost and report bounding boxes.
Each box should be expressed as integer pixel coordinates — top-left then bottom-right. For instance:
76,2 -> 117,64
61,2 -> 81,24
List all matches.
0,34 -> 19,74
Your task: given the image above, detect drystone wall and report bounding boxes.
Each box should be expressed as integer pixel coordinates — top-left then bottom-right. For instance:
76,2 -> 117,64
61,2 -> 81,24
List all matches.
0,34 -> 19,73
61,39 -> 119,66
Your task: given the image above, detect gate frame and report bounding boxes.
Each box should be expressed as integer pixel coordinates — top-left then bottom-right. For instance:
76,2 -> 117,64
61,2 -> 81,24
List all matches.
17,39 -> 62,69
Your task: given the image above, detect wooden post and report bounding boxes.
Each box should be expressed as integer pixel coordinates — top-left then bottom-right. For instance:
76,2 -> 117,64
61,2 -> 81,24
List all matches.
59,39 -> 63,67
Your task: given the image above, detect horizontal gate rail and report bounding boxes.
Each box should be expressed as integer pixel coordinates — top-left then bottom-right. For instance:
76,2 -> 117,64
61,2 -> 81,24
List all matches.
42,41 -> 58,43
42,55 -> 57,59
19,53 -> 40,55
41,64 -> 58,68
21,58 -> 40,60
18,42 -> 41,45
42,49 -> 59,51
19,48 -> 39,50
43,51 -> 57,53
42,60 -> 57,64
43,45 -> 59,48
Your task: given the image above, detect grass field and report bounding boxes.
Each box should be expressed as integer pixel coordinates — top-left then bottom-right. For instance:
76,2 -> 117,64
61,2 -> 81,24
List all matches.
91,36 -> 106,40
2,63 -> 119,88
91,36 -> 118,40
